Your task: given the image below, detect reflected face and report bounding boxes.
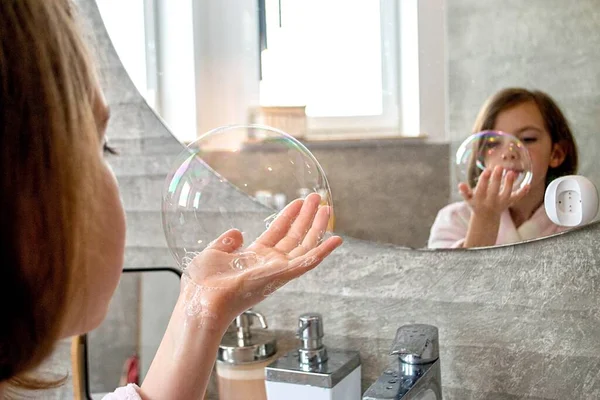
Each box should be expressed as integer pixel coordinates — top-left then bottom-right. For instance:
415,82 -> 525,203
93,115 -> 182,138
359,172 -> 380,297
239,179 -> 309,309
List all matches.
492,101 -> 565,190
480,134 -> 528,176
62,89 -> 127,337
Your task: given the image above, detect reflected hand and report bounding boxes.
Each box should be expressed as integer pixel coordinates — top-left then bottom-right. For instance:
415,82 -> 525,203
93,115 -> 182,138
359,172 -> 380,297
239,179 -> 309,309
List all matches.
181,193 -> 342,328
459,165 -> 530,218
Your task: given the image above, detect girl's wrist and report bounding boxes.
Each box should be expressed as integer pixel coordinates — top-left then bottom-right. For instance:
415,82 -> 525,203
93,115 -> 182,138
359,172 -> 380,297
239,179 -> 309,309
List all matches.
471,208 -> 502,222
464,212 -> 501,248
140,302 -> 227,400
174,286 -> 233,335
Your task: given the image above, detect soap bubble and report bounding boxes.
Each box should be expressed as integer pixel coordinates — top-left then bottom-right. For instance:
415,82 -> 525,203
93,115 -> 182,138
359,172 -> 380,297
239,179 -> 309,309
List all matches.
455,130 -> 533,192
161,124 -> 334,269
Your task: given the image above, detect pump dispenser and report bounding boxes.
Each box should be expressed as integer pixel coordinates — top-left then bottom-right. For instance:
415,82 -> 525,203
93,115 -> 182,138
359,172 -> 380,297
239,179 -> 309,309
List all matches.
216,309 -> 278,400
265,312 -> 361,400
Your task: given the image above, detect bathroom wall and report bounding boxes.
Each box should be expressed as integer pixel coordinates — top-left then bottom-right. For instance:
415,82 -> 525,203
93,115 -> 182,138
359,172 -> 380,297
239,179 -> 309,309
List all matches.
447,0 -> 600,198
201,140 -> 449,249
314,141 -> 448,248
40,1 -> 600,399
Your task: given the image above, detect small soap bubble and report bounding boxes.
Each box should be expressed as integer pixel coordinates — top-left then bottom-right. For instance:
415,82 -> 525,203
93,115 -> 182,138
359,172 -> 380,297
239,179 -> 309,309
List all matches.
455,130 -> 532,192
264,213 -> 278,229
230,252 -> 262,271
161,124 -> 335,268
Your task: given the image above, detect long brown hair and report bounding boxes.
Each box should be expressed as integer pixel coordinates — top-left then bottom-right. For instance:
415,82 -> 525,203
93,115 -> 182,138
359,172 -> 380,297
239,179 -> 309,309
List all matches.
0,0 -> 101,392
469,88 -> 578,187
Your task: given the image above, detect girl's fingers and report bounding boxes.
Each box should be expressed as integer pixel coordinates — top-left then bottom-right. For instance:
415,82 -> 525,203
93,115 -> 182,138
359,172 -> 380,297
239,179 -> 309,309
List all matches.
458,182 -> 473,201
474,168 -> 491,199
253,199 -> 304,247
275,193 -> 321,253
245,236 -> 343,282
486,166 -> 504,198
499,170 -> 516,201
510,183 -> 531,205
278,236 -> 343,281
288,205 -> 331,258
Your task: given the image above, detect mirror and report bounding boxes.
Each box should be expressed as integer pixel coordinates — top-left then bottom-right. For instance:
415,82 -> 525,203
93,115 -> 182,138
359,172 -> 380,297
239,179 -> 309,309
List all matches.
95,0 -> 600,249
83,268 -> 180,399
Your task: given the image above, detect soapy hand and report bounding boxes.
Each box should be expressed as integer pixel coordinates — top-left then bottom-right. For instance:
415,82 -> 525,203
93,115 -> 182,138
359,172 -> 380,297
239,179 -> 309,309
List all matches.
459,165 -> 530,218
180,192 -> 342,328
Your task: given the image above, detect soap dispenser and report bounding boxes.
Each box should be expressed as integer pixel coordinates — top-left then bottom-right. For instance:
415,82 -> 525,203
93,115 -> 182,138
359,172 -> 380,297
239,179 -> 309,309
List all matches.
216,309 -> 278,400
265,313 -> 362,400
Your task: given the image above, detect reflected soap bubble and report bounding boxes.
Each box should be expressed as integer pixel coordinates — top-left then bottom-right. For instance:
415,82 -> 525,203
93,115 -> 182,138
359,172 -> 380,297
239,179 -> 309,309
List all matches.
455,130 -> 533,192
161,124 -> 334,269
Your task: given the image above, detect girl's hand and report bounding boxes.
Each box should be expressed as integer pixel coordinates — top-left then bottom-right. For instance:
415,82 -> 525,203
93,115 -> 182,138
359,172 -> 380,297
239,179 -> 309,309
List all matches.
180,192 -> 342,330
459,165 -> 530,218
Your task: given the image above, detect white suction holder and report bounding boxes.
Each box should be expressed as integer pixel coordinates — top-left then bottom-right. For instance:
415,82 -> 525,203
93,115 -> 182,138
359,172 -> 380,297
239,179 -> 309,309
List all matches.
544,175 -> 599,227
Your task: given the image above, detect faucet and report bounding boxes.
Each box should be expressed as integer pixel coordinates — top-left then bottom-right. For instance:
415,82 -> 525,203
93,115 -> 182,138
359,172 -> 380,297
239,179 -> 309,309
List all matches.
362,324 -> 442,400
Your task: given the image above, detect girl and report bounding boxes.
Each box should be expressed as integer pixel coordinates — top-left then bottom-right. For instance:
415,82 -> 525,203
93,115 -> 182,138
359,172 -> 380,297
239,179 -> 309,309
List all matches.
428,88 -> 578,248
0,1 -> 342,399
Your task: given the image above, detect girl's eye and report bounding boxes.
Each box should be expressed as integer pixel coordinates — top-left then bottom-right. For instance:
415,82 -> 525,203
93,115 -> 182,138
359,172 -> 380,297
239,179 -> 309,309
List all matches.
521,137 -> 537,143
483,141 -> 500,150
103,139 -> 119,156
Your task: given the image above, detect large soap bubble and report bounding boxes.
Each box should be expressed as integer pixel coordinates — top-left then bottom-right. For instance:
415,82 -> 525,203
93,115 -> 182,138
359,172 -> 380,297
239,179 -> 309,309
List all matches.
455,130 -> 533,192
161,125 -> 334,269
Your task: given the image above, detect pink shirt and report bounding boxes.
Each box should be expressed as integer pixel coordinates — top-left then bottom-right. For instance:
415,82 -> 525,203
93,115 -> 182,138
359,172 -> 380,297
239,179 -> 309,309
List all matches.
102,384 -> 142,400
427,201 -> 568,248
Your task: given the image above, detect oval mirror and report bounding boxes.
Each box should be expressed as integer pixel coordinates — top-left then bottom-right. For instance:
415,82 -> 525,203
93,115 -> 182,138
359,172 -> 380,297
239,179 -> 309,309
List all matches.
95,0 -> 600,249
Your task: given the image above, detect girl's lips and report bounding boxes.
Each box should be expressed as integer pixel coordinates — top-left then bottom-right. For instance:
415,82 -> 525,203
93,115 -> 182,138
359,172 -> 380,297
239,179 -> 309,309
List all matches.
501,169 -> 525,182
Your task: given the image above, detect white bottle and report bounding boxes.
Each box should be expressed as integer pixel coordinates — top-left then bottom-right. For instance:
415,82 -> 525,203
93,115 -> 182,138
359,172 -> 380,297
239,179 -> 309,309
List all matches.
265,313 -> 362,400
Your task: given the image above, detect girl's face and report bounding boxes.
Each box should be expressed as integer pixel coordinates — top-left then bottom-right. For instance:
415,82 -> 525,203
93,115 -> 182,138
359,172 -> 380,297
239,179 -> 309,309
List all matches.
61,89 -> 127,337
491,100 -> 566,191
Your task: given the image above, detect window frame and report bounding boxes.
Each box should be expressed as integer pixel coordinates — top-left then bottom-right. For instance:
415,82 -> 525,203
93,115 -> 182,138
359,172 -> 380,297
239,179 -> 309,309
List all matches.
260,0 -> 402,137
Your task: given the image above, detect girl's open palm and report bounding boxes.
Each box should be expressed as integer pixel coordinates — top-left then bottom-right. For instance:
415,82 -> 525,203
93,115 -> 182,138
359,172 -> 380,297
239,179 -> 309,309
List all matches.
182,193 -> 342,324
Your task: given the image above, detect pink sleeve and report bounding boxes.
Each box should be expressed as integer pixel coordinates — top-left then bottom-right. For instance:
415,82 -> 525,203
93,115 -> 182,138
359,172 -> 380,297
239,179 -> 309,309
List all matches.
102,384 -> 142,400
427,202 -> 470,249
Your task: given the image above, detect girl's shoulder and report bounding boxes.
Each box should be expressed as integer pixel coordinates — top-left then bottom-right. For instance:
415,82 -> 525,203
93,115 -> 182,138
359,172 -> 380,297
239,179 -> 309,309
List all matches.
437,201 -> 472,221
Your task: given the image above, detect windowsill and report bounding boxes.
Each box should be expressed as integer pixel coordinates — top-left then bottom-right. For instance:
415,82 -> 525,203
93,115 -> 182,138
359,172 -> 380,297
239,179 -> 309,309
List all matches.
183,132 -> 433,147
299,133 -> 429,150
237,133 -> 441,152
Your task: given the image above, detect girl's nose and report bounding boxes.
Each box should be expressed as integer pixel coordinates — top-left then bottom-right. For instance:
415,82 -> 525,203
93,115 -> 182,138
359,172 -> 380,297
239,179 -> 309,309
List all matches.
501,151 -> 517,160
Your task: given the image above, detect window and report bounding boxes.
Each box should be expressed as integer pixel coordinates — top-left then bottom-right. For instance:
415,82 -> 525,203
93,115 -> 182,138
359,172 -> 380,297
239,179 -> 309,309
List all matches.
96,0 -> 447,142
259,0 -> 400,134
96,0 -> 154,106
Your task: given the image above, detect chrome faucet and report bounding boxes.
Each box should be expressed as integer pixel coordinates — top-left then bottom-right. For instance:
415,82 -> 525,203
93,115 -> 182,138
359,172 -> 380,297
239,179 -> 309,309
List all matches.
362,324 -> 442,400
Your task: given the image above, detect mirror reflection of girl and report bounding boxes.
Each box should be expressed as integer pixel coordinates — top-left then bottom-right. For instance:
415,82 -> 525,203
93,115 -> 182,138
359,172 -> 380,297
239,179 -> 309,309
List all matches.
428,88 -> 579,249
0,2 -> 343,399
